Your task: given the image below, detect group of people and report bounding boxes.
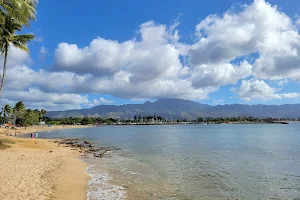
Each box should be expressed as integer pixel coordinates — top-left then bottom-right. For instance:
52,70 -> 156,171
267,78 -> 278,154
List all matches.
29,130 -> 60,138
30,132 -> 39,139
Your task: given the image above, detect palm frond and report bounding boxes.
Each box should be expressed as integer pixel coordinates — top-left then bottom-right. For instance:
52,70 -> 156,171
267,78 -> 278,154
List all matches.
13,34 -> 35,44
11,34 -> 34,53
0,13 -> 34,96
0,0 -> 37,26
11,41 -> 28,52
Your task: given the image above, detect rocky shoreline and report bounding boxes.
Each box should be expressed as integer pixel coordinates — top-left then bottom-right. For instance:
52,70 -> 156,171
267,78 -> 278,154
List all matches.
54,138 -> 121,158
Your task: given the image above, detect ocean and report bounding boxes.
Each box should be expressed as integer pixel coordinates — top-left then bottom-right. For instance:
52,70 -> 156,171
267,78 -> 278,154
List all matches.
40,123 -> 300,199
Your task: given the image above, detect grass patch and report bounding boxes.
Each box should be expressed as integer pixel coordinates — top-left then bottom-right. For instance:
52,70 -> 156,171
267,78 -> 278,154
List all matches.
0,138 -> 15,144
0,138 -> 15,149
0,140 -> 9,149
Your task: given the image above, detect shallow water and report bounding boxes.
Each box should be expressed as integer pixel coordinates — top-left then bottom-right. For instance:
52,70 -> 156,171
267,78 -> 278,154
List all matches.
40,123 -> 300,199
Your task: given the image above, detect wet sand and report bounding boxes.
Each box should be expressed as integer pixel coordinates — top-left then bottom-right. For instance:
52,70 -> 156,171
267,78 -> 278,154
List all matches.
0,135 -> 89,200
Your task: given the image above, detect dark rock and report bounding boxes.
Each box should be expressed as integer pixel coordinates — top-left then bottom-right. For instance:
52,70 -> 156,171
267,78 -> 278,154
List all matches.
58,138 -> 120,159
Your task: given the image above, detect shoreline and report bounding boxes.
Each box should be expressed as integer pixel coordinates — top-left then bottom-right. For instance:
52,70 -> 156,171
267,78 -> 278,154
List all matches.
0,134 -> 90,200
0,124 -> 90,136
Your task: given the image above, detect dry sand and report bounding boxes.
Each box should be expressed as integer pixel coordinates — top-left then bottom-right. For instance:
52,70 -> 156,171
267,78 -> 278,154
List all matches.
0,135 -> 89,200
0,124 -> 89,136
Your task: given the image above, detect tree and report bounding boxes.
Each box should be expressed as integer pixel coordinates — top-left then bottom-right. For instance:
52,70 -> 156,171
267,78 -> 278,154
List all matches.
38,109 -> 47,120
11,101 -> 25,126
0,104 -> 11,123
40,109 -> 47,116
20,108 -> 39,126
0,15 -> 34,95
157,116 -> 163,122
0,0 -> 37,26
81,117 -> 94,125
14,101 -> 25,112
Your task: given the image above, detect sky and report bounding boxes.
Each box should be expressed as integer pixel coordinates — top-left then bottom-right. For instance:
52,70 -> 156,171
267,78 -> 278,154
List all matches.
1,0 -> 300,110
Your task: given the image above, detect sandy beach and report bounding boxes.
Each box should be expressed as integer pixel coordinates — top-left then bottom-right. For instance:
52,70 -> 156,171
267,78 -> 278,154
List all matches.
0,133 -> 89,200
0,124 -> 89,136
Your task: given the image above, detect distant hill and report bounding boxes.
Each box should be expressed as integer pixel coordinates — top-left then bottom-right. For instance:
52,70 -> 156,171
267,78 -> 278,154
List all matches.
47,98 -> 300,119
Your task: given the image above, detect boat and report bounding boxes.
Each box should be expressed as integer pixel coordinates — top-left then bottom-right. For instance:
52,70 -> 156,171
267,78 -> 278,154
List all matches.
281,121 -> 289,124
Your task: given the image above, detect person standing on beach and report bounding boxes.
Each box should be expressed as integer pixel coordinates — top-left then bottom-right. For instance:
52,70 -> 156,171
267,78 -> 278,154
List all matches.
31,133 -> 33,139
35,132 -> 38,138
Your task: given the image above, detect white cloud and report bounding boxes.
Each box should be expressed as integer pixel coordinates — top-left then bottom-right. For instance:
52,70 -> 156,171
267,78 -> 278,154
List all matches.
52,21 -> 182,83
33,36 -> 43,42
189,0 -> 300,80
2,46 -> 30,67
40,46 -> 48,58
0,88 -> 113,111
232,79 -> 300,101
191,61 -> 252,88
293,77 -> 300,82
1,0 -> 300,110
277,79 -> 288,86
0,88 -> 90,110
89,97 -> 113,106
4,64 -> 215,100
213,99 -> 225,105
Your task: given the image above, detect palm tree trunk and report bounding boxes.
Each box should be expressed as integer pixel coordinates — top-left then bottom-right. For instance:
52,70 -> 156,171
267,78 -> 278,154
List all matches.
0,45 -> 8,96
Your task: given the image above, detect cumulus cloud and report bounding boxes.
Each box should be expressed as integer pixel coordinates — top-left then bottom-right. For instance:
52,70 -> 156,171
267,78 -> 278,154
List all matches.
0,46 -> 30,67
4,64 -> 214,100
191,61 -> 252,88
52,21 -> 182,83
89,97 -> 113,106
0,88 -> 91,110
232,80 -> 300,101
189,0 -> 300,80
2,0 -> 300,110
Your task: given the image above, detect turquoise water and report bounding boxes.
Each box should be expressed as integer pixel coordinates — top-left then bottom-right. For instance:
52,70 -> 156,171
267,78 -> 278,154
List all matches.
40,124 -> 300,199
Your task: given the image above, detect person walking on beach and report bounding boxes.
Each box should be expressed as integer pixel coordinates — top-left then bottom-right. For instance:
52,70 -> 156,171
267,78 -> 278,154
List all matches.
35,131 -> 38,138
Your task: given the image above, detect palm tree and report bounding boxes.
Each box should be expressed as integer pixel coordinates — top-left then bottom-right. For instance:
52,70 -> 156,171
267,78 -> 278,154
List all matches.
11,101 -> 25,127
0,15 -> 34,95
40,109 -> 47,117
14,101 -> 25,112
0,0 -> 37,26
0,104 -> 11,123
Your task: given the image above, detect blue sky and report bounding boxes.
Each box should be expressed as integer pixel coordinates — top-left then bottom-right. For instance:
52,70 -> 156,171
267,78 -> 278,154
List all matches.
2,0 -> 300,110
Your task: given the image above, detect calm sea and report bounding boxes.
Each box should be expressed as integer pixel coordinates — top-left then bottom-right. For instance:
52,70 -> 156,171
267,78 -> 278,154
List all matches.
39,123 -> 300,200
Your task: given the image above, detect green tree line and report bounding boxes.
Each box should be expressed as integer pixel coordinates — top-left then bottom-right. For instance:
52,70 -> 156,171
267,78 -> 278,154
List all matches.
0,101 -> 47,126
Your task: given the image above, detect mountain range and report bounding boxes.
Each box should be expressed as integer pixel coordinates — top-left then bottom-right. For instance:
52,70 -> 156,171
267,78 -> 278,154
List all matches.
47,98 -> 300,119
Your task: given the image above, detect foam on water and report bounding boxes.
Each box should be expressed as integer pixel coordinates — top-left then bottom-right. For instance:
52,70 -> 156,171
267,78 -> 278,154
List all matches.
86,164 -> 126,200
